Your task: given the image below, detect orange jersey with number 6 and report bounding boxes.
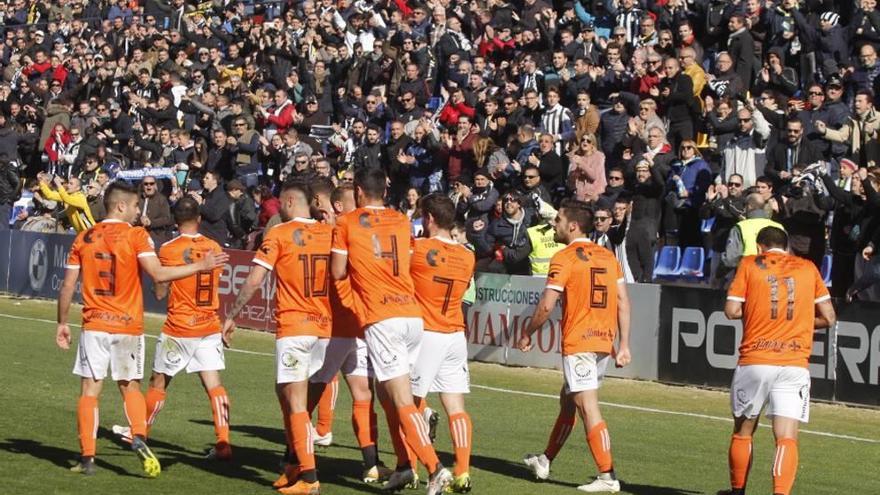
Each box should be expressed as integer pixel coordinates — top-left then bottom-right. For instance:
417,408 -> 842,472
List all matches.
66,220 -> 155,335
158,234 -> 223,338
410,237 -> 475,333
254,218 -> 333,339
545,239 -> 623,356
727,250 -> 830,368
332,206 -> 420,325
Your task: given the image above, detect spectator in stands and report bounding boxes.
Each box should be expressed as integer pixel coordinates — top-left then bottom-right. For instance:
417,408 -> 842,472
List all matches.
37,173 -> 94,232
139,175 -> 173,246
721,106 -> 771,188
518,164 -> 553,216
627,159 -> 664,282
456,168 -> 498,228
821,162 -> 870,297
701,174 -> 747,287
668,140 -> 712,247
194,170 -> 230,246
817,90 -> 880,169
85,181 -> 105,223
567,133 -> 605,202
226,179 -> 257,250
0,159 -> 19,231
471,191 -> 534,275
722,193 -> 784,269
765,118 -> 823,191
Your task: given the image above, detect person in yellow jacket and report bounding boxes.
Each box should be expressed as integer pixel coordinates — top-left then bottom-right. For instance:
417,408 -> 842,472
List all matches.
38,172 -> 96,232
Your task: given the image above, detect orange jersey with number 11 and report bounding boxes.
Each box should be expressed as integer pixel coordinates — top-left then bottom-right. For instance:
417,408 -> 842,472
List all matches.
66,220 -> 155,335
410,237 -> 475,333
158,234 -> 223,338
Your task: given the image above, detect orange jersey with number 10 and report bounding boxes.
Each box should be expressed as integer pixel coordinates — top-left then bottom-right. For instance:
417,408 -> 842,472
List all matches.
254,218 -> 333,339
727,250 -> 830,368
410,237 -> 475,333
66,220 -> 156,335
158,234 -> 223,338
545,239 -> 623,356
332,206 -> 420,325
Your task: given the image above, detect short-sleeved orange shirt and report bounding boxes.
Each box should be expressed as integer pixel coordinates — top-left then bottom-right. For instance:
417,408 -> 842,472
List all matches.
253,218 -> 333,339
545,239 -> 623,356
157,234 -> 223,338
331,206 -> 420,325
410,237 -> 475,333
66,220 -> 155,335
330,277 -> 365,338
727,249 -> 830,368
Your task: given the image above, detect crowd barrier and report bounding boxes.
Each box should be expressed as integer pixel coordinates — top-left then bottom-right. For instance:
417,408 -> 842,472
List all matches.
1,231 -> 877,406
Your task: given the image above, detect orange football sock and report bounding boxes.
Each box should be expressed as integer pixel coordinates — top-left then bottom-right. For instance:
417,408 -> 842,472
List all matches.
145,387 -> 166,435
544,408 -> 576,461
208,386 -> 230,444
379,395 -> 415,469
290,412 -> 316,473
729,434 -> 753,490
316,376 -> 338,437
772,438 -> 798,495
352,400 -> 375,448
586,421 -> 613,473
77,396 -> 99,457
416,399 -> 427,414
123,391 -> 147,438
398,404 -> 440,474
448,412 -> 472,476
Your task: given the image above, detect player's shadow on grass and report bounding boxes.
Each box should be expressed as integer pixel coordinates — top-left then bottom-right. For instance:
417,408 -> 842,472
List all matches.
619,482 -> 702,495
469,452 -> 582,489
0,438 -> 139,477
195,420 -> 286,445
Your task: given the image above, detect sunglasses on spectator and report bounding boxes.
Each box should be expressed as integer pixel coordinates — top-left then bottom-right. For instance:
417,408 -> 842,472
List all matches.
524,174 -> 539,179
342,177 -> 354,182
143,181 -> 156,186
234,122 -> 246,127
681,145 -> 694,150
738,118 -> 751,123
609,176 -> 623,181
808,91 -> 824,96
728,182 -> 742,187
594,216 -> 610,222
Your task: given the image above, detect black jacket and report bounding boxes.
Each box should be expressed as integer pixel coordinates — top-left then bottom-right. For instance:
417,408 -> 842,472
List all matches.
471,209 -> 535,276
0,161 -> 20,205
765,138 -> 824,188
199,187 -> 231,245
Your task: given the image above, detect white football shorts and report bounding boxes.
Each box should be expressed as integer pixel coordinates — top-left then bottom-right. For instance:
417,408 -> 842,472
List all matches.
731,365 -> 811,423
311,337 -> 372,383
73,330 -> 145,382
364,317 -> 423,382
562,352 -> 610,393
411,331 -> 470,397
152,332 -> 225,376
276,336 -> 327,384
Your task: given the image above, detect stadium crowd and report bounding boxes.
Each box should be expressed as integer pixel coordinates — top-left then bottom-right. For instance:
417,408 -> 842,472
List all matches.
1,0 -> 880,298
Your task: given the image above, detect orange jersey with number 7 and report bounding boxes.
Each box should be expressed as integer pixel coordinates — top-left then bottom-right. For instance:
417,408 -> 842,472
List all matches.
727,250 -> 830,368
331,206 -> 420,325
410,237 -> 475,333
65,220 -> 156,335
158,234 -> 223,338
545,239 -> 623,356
254,218 -> 333,339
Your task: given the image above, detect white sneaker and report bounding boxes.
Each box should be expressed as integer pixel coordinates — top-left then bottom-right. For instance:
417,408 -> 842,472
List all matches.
111,424 -> 133,444
426,467 -> 453,495
523,453 -> 550,480
310,423 -> 333,447
423,406 -> 439,443
577,476 -> 621,493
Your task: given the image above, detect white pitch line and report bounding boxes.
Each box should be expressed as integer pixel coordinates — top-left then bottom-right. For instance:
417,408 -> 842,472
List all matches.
4,312 -> 878,444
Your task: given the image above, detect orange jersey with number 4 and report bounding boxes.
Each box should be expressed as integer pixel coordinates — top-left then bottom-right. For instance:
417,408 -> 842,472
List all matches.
545,239 -> 623,356
254,218 -> 333,339
410,237 -> 475,333
332,206 -> 420,325
158,234 -> 223,338
66,220 -> 156,335
727,250 -> 830,368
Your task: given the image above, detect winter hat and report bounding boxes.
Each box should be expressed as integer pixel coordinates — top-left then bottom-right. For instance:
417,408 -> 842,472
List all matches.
820,12 -> 840,27
840,158 -> 858,172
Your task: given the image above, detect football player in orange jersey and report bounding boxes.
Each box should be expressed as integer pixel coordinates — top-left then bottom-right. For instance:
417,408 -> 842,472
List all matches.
517,200 -> 631,493
222,180 -> 332,495
331,169 -> 453,495
722,226 -> 836,495
56,182 -> 228,477
111,197 -> 232,460
409,194 -> 476,493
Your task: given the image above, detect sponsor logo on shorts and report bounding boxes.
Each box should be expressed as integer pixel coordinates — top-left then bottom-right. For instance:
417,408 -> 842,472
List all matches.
574,359 -> 592,379
378,350 -> 398,366
281,351 -> 300,370
736,389 -> 748,406
165,349 -> 181,365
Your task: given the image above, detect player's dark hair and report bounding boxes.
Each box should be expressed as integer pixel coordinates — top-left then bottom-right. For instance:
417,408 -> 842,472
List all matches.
310,176 -> 334,199
103,180 -> 138,211
418,194 -> 456,230
560,198 -> 594,235
281,178 -> 311,204
173,196 -> 200,224
354,167 -> 387,200
756,226 -> 788,249
331,183 -> 354,204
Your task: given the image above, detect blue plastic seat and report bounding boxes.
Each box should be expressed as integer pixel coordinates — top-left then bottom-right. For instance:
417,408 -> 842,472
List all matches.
427,97 -> 442,111
653,246 -> 681,279
701,217 -> 715,234
676,247 -> 706,279
821,254 -> 832,287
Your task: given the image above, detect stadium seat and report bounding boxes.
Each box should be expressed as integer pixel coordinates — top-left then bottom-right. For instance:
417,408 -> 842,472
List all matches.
675,247 -> 706,279
701,217 -> 715,234
653,246 -> 681,279
821,254 -> 832,287
427,97 -> 443,111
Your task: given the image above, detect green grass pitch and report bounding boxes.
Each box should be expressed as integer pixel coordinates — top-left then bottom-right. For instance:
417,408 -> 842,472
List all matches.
0,296 -> 878,494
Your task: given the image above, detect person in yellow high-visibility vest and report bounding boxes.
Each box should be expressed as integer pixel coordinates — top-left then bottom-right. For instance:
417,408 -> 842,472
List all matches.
722,193 -> 784,269
38,173 -> 95,233
526,205 -> 565,275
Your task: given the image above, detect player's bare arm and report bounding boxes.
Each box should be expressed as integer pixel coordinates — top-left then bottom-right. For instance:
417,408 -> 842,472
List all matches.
724,300 -> 744,320
153,281 -> 169,300
615,280 -> 632,367
814,299 -> 837,329
518,288 -> 560,352
220,264 -> 269,346
330,252 -> 348,280
55,266 -> 79,350
140,250 -> 229,283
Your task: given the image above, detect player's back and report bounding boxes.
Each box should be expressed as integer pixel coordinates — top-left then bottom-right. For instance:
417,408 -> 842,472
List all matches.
159,234 -> 223,337
332,207 -> 420,325
255,219 -> 333,338
410,237 -> 475,332
330,277 -> 365,338
729,251 -> 829,367
67,220 -> 155,335
546,239 -> 622,355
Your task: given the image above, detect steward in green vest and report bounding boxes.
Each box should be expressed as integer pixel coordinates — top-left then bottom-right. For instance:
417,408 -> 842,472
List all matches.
722,193 -> 784,268
526,223 -> 565,275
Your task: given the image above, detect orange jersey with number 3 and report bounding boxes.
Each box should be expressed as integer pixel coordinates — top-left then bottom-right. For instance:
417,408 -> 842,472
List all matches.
254,218 -> 333,338
66,220 -> 155,335
410,237 -> 475,333
158,234 -> 223,338
332,206 -> 420,325
727,250 -> 830,368
545,239 -> 623,356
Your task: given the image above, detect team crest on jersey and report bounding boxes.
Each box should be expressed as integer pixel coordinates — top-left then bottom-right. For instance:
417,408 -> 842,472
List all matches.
359,213 -> 373,228
183,247 -> 195,264
576,247 -> 590,262
293,228 -> 308,247
426,248 -> 443,267
281,351 -> 300,369
83,228 -> 100,244
259,243 -> 272,255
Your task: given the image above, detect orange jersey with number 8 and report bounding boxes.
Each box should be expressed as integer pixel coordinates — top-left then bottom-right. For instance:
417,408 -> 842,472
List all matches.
254,218 -> 333,339
66,220 -> 155,335
545,239 -> 623,356
158,234 -> 223,338
727,250 -> 830,368
410,237 -> 475,333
